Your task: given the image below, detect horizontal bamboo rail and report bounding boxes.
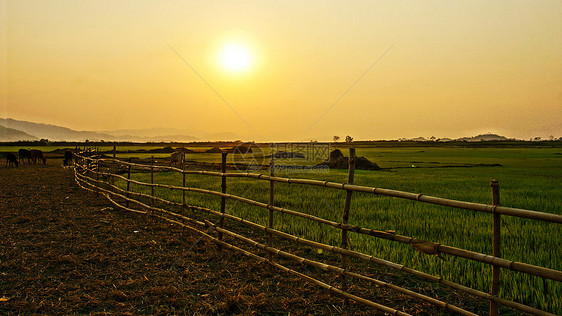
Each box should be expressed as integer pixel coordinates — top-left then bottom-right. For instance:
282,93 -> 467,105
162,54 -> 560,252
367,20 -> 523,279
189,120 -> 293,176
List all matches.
74,153 -> 561,315
89,157 -> 562,223
87,166 -> 562,283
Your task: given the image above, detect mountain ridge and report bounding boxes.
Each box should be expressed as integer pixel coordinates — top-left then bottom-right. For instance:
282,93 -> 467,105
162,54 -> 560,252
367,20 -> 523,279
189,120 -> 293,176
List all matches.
2,118 -> 532,143
0,118 -> 239,142
0,125 -> 39,141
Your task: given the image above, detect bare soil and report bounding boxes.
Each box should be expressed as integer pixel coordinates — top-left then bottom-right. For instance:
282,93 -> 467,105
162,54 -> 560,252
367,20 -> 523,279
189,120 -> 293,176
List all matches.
0,160 -> 479,315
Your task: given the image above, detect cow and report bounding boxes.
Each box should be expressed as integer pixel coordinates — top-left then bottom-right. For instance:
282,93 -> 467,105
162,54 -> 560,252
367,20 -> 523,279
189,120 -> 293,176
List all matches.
18,149 -> 32,165
6,153 -> 19,167
170,151 -> 185,167
30,149 -> 47,165
63,150 -> 73,166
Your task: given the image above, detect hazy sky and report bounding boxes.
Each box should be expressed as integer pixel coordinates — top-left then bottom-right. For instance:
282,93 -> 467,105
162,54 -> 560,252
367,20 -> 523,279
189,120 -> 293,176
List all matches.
1,0 -> 561,141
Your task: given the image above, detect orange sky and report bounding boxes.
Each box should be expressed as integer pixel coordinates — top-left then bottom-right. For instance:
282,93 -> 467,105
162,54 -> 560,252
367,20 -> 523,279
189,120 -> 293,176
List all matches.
1,1 -> 561,141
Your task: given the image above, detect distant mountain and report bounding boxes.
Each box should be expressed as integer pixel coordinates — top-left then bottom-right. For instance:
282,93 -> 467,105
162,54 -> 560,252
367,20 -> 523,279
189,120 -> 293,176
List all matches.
1,118 -> 517,143
0,118 -> 240,142
0,125 -> 38,141
410,137 -> 428,142
0,118 -> 117,142
398,134 -> 511,142
457,133 -> 509,142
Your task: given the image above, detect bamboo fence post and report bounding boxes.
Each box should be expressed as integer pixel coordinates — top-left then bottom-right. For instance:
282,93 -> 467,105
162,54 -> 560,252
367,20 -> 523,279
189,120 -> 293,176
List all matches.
268,158 -> 275,268
490,179 -> 501,316
181,151 -> 185,170
110,155 -> 115,185
95,158 -> 100,197
341,148 -> 356,305
126,158 -> 132,208
150,156 -> 155,206
182,170 -> 187,209
218,152 -> 228,246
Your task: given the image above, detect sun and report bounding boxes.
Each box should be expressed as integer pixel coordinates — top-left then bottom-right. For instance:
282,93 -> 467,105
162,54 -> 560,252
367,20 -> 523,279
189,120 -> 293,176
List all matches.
219,43 -> 253,73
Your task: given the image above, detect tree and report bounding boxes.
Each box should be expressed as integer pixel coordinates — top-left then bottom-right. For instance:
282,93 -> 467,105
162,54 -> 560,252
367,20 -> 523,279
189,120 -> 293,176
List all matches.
333,136 -> 340,142
345,135 -> 353,143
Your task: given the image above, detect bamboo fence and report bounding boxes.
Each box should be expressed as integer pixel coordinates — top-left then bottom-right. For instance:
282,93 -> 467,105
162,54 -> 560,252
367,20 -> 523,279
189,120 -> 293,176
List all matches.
72,150 -> 561,316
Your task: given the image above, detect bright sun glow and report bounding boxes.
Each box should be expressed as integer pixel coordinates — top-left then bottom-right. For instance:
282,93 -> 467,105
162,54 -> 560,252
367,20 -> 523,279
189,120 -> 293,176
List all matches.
219,43 -> 253,73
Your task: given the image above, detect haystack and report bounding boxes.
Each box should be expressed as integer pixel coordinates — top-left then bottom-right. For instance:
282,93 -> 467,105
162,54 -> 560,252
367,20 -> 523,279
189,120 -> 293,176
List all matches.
205,147 -> 223,153
318,149 -> 380,170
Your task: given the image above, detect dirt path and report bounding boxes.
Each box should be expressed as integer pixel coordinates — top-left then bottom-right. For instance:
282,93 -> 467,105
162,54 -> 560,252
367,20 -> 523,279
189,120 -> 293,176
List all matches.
1,162 -> 383,315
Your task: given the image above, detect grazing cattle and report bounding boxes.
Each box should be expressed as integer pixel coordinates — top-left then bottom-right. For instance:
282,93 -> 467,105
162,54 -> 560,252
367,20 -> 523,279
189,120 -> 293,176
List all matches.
18,149 -> 32,164
170,151 -> 185,167
63,150 -> 73,166
6,153 -> 19,167
30,149 -> 47,165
